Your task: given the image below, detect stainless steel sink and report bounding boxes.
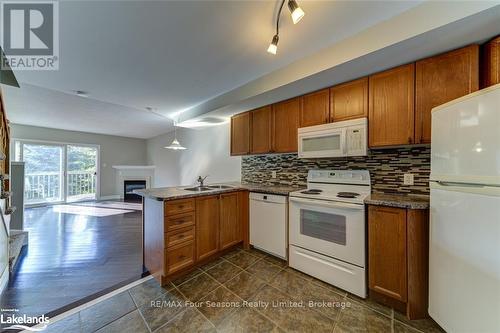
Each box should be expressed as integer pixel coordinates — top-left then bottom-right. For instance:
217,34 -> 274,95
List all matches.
207,185 -> 234,189
183,186 -> 213,192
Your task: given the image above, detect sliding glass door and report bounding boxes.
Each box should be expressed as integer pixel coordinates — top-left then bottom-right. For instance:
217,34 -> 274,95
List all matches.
66,145 -> 98,202
22,143 -> 64,205
15,141 -> 99,205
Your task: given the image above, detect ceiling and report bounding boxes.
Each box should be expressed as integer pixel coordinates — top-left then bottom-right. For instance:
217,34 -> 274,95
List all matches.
2,1 -> 500,139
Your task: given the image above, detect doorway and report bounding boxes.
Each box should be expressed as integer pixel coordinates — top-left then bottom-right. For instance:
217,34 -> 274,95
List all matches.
15,140 -> 99,206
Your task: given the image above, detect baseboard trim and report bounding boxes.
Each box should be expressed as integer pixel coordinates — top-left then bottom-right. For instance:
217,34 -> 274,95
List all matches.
99,195 -> 121,200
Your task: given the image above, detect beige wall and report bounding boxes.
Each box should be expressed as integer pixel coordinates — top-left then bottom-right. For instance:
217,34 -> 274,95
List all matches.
10,124 -> 147,197
147,123 -> 241,187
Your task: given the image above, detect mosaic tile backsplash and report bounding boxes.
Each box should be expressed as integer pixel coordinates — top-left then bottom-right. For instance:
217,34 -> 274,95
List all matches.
241,146 -> 431,195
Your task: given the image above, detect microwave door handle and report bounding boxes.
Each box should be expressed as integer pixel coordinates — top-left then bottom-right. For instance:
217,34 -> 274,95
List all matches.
289,196 -> 364,210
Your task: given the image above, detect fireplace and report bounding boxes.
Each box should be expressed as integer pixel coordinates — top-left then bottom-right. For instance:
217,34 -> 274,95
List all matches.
124,180 -> 146,202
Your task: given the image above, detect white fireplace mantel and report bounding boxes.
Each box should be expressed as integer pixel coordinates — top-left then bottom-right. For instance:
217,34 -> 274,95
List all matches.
113,166 -> 155,199
112,165 -> 156,170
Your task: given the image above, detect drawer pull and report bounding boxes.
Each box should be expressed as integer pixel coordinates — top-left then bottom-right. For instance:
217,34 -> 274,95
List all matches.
178,254 -> 186,260
175,220 -> 185,224
177,235 -> 185,239
178,205 -> 184,209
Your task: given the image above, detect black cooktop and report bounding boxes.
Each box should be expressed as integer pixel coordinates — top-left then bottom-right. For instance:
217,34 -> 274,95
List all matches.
337,192 -> 360,198
300,189 -> 323,195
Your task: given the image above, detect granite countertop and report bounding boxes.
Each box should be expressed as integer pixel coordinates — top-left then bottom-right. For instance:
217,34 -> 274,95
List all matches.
364,193 -> 429,210
135,182 -> 303,201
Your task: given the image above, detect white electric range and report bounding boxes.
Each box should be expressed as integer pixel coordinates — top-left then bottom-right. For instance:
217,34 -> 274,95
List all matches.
289,169 -> 370,298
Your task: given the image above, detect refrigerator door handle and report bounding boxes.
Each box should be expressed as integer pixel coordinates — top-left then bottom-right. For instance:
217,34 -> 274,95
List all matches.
434,181 -> 486,188
430,181 -> 500,197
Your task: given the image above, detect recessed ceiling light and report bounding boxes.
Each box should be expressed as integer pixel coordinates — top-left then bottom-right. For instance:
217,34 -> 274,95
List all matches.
74,90 -> 89,97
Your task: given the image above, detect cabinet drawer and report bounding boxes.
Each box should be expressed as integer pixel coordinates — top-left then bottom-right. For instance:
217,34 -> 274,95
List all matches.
166,226 -> 195,248
165,211 -> 195,232
166,241 -> 195,275
165,198 -> 195,216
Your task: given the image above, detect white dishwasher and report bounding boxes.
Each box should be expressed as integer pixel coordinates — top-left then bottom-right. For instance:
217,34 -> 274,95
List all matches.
249,192 -> 288,259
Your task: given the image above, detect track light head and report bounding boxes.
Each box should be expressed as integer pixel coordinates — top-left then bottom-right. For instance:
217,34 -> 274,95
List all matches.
267,34 -> 279,55
288,0 -> 305,24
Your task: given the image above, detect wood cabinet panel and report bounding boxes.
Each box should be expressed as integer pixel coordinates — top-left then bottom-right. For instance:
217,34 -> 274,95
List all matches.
238,191 -> 250,249
165,198 -> 195,216
166,241 -> 195,275
273,98 -> 300,153
330,77 -> 368,122
416,45 -> 479,143
369,206 -> 407,302
230,112 -> 251,155
300,89 -> 330,127
166,226 -> 195,248
219,193 -> 241,250
195,195 -> 220,261
369,64 -> 415,147
481,36 -> 500,88
165,211 -> 195,232
251,106 -> 272,154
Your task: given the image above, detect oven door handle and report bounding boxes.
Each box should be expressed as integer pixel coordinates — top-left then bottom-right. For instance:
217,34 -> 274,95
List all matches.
289,196 -> 364,210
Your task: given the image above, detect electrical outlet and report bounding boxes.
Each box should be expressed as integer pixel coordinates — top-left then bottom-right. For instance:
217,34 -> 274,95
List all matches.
271,171 -> 277,179
403,173 -> 414,186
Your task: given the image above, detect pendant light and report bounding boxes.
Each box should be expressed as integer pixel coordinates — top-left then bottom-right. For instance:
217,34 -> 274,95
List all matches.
267,0 -> 305,55
164,119 -> 186,150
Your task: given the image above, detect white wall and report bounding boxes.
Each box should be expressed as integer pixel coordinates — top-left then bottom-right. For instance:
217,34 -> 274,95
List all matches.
10,124 -> 148,197
147,123 -> 241,187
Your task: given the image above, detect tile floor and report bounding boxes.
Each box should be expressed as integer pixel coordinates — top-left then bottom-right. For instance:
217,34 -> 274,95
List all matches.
43,247 -> 444,333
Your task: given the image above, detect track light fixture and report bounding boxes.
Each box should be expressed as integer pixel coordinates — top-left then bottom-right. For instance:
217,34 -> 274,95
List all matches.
267,0 -> 305,55
267,35 -> 279,55
288,0 -> 305,24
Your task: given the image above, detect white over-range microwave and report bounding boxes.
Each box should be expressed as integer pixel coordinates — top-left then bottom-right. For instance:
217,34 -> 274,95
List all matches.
297,118 -> 367,158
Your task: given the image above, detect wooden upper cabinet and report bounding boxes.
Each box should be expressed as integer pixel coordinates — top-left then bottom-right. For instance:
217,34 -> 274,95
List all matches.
299,89 -> 330,127
369,63 -> 415,147
230,112 -> 250,155
273,97 -> 300,153
250,106 -> 272,154
368,206 -> 408,302
416,45 -> 479,144
195,195 -> 219,261
219,192 -> 241,250
481,36 -> 500,88
330,77 -> 368,122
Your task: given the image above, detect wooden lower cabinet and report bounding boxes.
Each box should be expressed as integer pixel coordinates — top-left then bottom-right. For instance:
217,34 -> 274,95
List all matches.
196,195 -> 220,261
368,205 -> 429,319
144,191 -> 249,286
165,241 -> 195,275
219,192 -> 241,250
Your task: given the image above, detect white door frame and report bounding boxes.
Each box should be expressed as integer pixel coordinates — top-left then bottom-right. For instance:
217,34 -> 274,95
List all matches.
13,138 -> 101,207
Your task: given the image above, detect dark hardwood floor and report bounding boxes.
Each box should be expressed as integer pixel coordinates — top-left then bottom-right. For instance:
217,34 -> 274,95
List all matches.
0,202 -> 143,320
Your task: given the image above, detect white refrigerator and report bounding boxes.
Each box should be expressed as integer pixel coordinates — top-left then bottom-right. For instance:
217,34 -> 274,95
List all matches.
429,84 -> 500,333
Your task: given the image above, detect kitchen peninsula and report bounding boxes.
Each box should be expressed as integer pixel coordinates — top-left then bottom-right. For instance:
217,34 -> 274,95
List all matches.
136,183 -> 299,285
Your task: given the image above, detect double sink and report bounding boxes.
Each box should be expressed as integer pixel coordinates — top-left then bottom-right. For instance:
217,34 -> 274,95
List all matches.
183,184 -> 234,192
